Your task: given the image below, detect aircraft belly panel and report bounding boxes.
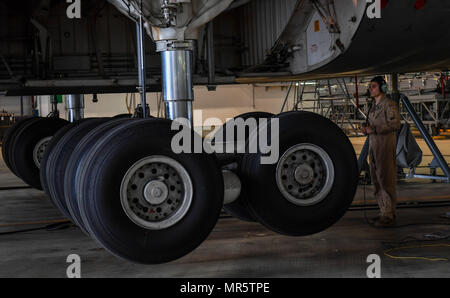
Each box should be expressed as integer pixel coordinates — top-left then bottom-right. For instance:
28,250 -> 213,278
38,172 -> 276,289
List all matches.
292,0 -> 450,77
306,11 -> 333,67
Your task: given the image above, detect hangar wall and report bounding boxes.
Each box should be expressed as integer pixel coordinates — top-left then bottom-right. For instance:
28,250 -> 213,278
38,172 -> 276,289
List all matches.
0,96 -> 33,116
0,85 -> 297,127
81,85 -> 292,127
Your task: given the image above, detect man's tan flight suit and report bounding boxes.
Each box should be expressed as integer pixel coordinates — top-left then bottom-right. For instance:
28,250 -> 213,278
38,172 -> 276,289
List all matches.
368,95 -> 402,220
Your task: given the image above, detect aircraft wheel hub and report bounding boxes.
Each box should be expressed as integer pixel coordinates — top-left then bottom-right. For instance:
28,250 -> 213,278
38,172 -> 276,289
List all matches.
144,180 -> 169,205
33,137 -> 52,168
120,156 -> 193,230
276,143 -> 335,206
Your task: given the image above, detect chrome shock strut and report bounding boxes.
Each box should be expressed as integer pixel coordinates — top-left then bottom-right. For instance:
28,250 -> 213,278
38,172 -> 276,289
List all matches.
66,94 -> 84,122
157,40 -> 195,126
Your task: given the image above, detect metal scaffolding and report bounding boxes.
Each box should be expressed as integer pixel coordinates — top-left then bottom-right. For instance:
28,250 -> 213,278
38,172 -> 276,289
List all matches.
281,73 -> 450,137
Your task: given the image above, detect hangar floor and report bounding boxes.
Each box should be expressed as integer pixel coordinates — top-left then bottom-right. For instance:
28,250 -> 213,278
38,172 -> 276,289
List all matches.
0,139 -> 449,278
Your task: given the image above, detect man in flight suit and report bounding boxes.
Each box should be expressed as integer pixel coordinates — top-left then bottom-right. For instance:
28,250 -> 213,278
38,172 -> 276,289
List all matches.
363,76 -> 401,228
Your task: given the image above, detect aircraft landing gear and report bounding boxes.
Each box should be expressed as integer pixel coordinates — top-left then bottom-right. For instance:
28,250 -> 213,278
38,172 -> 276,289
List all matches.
7,117 -> 69,189
0,1 -> 360,263
213,111 -> 358,236
41,118 -> 113,221
240,111 -> 358,236
1,94 -> 85,190
64,118 -> 134,234
74,119 -> 224,264
213,112 -> 274,222
2,117 -> 36,173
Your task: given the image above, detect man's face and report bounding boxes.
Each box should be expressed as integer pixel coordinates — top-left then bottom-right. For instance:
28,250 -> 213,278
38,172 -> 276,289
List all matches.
369,82 -> 381,98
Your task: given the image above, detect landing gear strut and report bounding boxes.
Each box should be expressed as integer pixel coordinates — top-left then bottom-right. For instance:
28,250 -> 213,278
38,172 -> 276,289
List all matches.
158,40 -> 195,124
66,94 -> 84,122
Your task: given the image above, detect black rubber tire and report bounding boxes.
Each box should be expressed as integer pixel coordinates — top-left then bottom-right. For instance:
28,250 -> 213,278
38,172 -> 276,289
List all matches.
213,112 -> 274,222
213,112 -> 274,166
2,117 -> 37,174
41,118 -> 110,220
40,118 -> 104,194
7,117 -> 45,178
75,118 -> 224,264
64,118 -> 136,233
223,189 -> 256,222
9,117 -> 69,189
40,122 -> 80,204
241,111 -> 358,236
113,113 -> 133,118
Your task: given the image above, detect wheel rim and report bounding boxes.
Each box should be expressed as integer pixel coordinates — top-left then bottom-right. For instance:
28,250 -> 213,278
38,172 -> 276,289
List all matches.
276,143 -> 335,206
120,155 -> 193,230
33,136 -> 52,168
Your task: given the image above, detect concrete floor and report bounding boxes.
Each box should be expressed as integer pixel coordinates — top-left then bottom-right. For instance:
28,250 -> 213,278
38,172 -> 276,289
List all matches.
0,145 -> 449,278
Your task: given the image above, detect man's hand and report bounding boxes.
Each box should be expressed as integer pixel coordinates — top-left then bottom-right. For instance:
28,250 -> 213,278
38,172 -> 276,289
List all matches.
362,125 -> 375,135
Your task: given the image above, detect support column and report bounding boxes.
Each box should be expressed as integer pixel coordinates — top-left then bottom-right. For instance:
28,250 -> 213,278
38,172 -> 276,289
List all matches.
66,94 -> 84,122
206,21 -> 216,91
136,15 -> 148,118
157,40 -> 195,125
390,73 -> 400,104
50,95 -> 59,118
401,94 -> 450,181
20,96 -> 24,117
